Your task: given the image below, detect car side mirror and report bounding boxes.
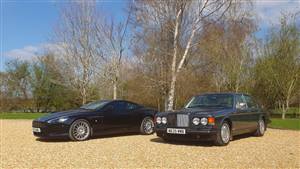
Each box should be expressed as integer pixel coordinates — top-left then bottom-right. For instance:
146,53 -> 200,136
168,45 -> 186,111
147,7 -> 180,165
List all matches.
236,102 -> 247,110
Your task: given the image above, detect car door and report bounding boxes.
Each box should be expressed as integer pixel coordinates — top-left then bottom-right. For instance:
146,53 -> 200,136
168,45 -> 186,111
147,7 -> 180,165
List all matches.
124,102 -> 142,129
103,101 -> 131,131
231,94 -> 249,134
104,101 -> 131,131
244,95 -> 260,129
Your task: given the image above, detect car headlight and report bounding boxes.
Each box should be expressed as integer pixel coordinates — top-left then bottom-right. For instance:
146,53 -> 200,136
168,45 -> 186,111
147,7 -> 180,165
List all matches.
156,117 -> 162,124
201,117 -> 208,125
48,117 -> 69,123
162,117 -> 167,124
192,117 -> 200,125
58,117 -> 68,123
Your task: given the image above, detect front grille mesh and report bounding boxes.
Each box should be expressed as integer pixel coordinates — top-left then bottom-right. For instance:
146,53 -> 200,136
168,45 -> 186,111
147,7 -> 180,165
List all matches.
167,114 -> 177,126
177,114 -> 189,127
32,121 -> 46,128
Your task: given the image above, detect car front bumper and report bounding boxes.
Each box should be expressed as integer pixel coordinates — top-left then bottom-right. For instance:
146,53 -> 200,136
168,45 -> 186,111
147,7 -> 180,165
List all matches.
155,127 -> 217,141
32,121 -> 70,138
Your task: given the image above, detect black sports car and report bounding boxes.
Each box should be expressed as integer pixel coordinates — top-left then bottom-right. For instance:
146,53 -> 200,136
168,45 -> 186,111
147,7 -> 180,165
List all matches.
155,93 -> 269,146
32,100 -> 157,141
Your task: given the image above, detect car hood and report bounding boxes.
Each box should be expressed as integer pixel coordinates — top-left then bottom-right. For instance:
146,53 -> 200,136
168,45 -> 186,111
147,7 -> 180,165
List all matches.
158,107 -> 231,116
35,109 -> 92,122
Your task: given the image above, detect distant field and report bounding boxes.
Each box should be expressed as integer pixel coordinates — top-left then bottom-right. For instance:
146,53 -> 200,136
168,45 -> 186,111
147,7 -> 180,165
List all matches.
0,113 -> 47,119
269,118 -> 300,130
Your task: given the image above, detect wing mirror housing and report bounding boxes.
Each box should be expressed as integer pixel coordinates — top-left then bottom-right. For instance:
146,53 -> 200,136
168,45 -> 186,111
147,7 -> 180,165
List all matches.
236,102 -> 247,110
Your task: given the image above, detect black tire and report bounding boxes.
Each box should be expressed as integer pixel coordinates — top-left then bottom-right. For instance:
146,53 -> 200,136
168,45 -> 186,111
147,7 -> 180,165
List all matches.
69,119 -> 91,141
140,116 -> 154,135
254,118 -> 265,136
214,121 -> 231,146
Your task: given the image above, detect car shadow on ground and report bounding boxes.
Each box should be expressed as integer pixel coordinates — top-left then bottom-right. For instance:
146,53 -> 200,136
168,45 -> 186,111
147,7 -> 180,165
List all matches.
150,133 -> 255,147
35,132 -> 140,143
35,138 -> 71,143
150,138 -> 215,147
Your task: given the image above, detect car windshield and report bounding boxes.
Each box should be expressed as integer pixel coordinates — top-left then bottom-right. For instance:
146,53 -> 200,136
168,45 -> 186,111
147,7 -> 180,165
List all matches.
80,101 -> 109,110
185,94 -> 233,109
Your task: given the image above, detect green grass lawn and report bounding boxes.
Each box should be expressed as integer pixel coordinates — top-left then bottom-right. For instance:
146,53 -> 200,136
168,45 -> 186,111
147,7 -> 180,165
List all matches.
269,118 -> 300,130
0,113 -> 48,119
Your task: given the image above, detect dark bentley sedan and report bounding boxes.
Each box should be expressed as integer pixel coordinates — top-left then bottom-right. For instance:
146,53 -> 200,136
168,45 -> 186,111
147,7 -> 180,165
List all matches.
155,93 -> 269,146
32,100 -> 157,141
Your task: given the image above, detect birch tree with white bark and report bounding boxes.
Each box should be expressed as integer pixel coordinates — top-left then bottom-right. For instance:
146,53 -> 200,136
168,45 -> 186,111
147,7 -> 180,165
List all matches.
132,0 -> 234,110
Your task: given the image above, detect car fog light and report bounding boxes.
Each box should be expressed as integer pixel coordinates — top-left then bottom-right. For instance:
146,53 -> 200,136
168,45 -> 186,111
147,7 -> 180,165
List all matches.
162,117 -> 167,124
192,117 -> 200,125
201,118 -> 208,125
156,117 -> 162,124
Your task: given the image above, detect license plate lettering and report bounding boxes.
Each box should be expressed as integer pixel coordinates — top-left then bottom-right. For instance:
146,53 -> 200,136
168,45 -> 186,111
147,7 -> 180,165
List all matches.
167,128 -> 186,134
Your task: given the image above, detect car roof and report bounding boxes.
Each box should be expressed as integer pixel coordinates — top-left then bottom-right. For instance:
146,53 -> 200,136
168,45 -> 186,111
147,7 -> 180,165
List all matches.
100,99 -> 140,105
196,92 -> 250,96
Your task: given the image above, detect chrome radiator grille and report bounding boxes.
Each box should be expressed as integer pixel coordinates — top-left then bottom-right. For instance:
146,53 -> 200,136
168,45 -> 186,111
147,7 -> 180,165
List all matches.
176,114 -> 189,127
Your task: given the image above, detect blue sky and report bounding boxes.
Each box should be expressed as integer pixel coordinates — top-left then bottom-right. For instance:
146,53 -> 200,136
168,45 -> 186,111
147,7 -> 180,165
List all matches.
1,0 -> 300,71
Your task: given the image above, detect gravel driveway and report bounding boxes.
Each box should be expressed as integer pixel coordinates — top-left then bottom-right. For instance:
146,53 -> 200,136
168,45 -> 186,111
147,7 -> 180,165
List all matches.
0,120 -> 299,168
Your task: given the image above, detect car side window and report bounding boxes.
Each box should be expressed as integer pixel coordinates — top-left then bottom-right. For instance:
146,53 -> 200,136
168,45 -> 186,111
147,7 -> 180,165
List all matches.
244,95 -> 257,109
236,95 -> 246,105
126,102 -> 139,110
236,94 -> 247,110
110,101 -> 127,114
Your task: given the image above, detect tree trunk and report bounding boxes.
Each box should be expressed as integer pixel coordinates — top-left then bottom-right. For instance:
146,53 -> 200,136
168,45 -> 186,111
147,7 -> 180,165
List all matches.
282,111 -> 286,119
166,7 -> 183,111
281,103 -> 286,119
113,82 -> 117,100
167,73 -> 177,111
81,86 -> 87,105
283,99 -> 290,119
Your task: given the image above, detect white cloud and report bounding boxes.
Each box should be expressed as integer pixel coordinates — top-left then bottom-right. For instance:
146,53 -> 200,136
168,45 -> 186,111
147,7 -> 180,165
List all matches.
4,45 -> 40,61
255,0 -> 300,26
3,43 -> 61,61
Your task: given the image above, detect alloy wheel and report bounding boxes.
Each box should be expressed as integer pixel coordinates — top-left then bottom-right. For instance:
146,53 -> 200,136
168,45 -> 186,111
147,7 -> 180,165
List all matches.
221,123 -> 230,143
71,120 -> 90,141
259,119 -> 265,135
143,118 -> 154,134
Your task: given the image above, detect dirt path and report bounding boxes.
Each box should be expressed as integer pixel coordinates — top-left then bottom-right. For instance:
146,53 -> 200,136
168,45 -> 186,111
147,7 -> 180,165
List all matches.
1,120 -> 299,168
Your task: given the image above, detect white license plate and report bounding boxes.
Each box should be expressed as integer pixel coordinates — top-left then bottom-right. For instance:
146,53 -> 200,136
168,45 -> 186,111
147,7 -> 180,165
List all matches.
32,127 -> 41,133
167,128 -> 186,134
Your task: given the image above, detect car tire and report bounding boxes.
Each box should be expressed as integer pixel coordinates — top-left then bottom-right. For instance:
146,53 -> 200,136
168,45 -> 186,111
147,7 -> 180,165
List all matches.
140,116 -> 154,135
69,119 -> 91,141
254,118 -> 265,137
214,121 -> 231,146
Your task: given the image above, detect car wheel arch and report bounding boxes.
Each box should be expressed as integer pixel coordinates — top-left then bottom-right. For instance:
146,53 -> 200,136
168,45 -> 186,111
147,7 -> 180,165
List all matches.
221,117 -> 232,130
143,114 -> 154,119
142,111 -> 155,120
